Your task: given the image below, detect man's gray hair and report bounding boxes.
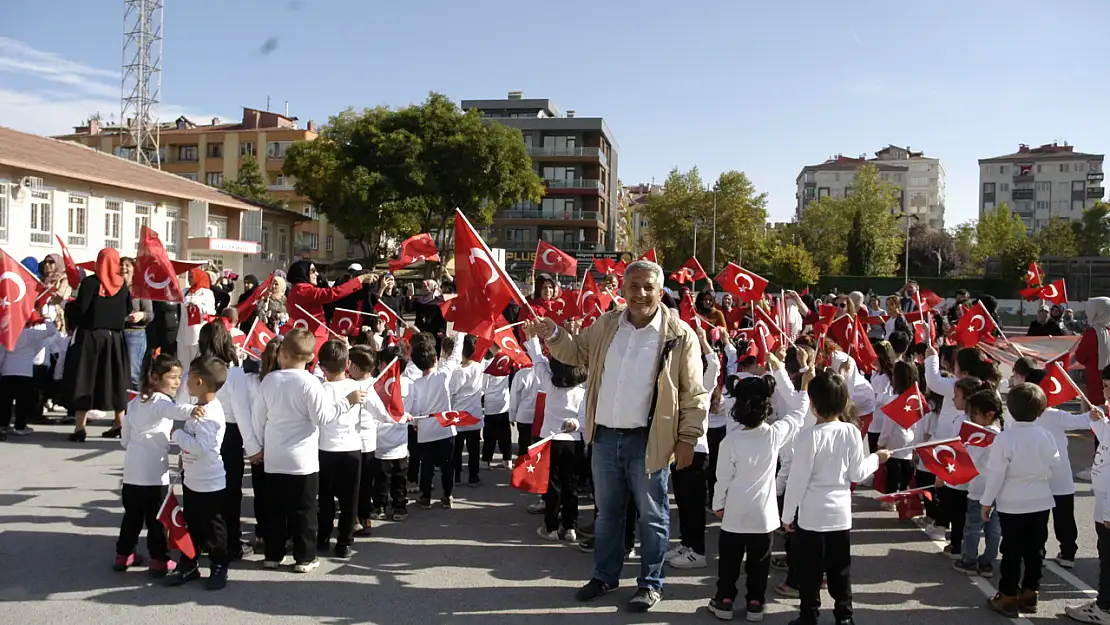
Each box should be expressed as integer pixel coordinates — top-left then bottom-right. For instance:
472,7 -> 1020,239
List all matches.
623,259 -> 664,285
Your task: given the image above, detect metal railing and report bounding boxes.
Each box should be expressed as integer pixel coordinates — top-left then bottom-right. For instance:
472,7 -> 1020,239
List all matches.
528,147 -> 606,162
544,178 -> 604,190
498,209 -> 602,221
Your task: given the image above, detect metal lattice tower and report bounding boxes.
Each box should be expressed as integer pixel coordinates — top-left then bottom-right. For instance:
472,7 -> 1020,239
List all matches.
120,0 -> 163,168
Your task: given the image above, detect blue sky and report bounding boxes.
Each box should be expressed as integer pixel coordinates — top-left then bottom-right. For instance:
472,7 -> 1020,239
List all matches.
3,0 -> 1109,228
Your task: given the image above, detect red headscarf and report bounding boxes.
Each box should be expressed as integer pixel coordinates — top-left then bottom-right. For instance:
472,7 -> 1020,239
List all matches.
188,268 -> 211,293
95,248 -> 123,297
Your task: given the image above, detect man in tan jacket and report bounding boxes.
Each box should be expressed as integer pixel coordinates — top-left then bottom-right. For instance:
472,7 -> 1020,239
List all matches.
524,259 -> 708,613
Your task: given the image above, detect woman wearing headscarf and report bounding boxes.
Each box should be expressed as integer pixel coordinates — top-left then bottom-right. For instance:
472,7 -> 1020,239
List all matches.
285,259 -> 376,341
695,288 -> 727,328
409,278 -> 447,337
62,248 -> 131,442
372,272 -> 405,318
1075,297 -> 1110,407
177,268 -> 216,368
236,274 -> 259,334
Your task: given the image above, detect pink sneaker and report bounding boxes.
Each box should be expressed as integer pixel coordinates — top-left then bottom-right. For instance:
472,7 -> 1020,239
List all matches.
148,559 -> 177,578
113,553 -> 145,571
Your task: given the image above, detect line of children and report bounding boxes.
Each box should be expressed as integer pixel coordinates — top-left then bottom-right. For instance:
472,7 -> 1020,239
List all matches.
364,345 -> 412,523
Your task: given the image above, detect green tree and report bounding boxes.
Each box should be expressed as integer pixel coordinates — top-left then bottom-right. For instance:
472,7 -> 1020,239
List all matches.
998,235 -> 1042,283
904,223 -> 965,278
222,156 -> 282,207
972,202 -> 1029,268
642,166 -> 768,274
283,92 -> 544,262
768,241 -> 820,289
1073,201 -> 1110,256
1034,216 -> 1078,257
797,164 -> 903,276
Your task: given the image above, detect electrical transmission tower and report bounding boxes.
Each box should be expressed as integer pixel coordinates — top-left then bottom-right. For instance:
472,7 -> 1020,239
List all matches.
120,0 -> 163,168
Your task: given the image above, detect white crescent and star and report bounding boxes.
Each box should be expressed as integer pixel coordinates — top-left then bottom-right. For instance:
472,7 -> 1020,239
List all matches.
1042,284 -> 1058,299
495,355 -> 510,369
541,248 -> 560,267
932,444 -> 958,473
905,395 -> 921,412
969,315 -> 986,332
171,504 -> 186,528
0,271 -> 27,304
499,335 -> 520,352
734,272 -> 754,291
144,267 -> 173,290
336,317 -> 354,334
383,378 -> 396,397
469,247 -> 499,286
966,432 -> 987,446
1047,377 -> 1063,395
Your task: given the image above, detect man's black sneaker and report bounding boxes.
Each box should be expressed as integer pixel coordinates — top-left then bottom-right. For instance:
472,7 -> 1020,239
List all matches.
334,544 -> 353,559
205,565 -> 228,590
166,564 -> 201,586
708,597 -> 734,620
575,578 -> 618,602
628,587 -> 662,613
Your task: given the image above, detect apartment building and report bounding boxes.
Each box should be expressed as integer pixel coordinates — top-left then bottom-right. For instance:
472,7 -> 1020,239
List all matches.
795,145 -> 946,230
0,125 -> 276,283
978,142 -> 1105,232
52,107 -> 347,264
623,182 -> 659,254
461,91 -> 620,277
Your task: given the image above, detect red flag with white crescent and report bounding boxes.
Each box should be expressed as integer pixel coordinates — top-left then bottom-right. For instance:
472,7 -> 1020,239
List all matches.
1038,361 -> 1080,408
374,358 -> 405,422
880,383 -> 929,429
132,227 -> 183,303
916,439 -> 979,486
533,240 -> 578,277
715,263 -> 768,303
157,489 -> 196,559
55,235 -> 82,289
959,421 -> 997,448
330,308 -> 362,337
243,318 -> 277,361
0,249 -> 46,350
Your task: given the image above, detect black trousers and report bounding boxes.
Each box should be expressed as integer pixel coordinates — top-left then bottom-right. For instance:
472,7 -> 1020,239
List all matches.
543,440 -> 583,532
250,462 -> 270,540
998,509 -> 1050,596
220,423 -> 245,551
0,375 -> 37,430
779,495 -> 800,589
516,421 -> 533,457
453,429 -> 481,482
318,450 -> 361,548
915,470 -> 942,524
867,431 -> 880,454
885,458 -> 913,493
481,412 -> 512,463
419,437 -> 455,499
716,530 -> 772,603
358,451 -> 377,519
940,487 -> 968,551
182,485 -> 229,567
264,472 -> 319,565
1097,523 -> 1110,609
371,454 -> 409,512
706,426 -> 728,501
117,484 -> 168,559
795,528 -> 852,622
673,451 -> 710,555
1053,493 -> 1078,560
407,427 -> 420,483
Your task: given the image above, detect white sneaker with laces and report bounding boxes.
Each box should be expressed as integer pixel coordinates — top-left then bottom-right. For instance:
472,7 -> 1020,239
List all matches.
292,559 -> 320,574
668,550 -> 707,569
562,529 -> 577,543
664,544 -> 689,561
1066,600 -> 1110,624
536,526 -> 560,541
925,523 -> 947,542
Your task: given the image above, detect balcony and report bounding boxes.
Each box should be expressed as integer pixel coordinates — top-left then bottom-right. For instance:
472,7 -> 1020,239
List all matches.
528,146 -> 607,164
501,240 -> 604,252
497,209 -> 603,222
268,182 -> 296,191
544,178 -> 604,192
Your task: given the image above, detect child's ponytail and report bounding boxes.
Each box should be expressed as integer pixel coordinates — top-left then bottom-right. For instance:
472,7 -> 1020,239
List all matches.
140,352 -> 183,401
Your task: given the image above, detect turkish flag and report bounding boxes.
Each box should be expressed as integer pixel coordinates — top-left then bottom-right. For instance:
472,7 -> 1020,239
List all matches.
374,358 -> 405,421
881,383 -> 929,429
1025,262 -> 1044,288
132,226 -> 183,302
511,437 -> 551,494
578,273 -> 611,319
484,353 -> 515,377
186,304 -> 202,326
534,240 -> 577,277
157,489 -> 196,559
715,263 -> 768,303
232,332 -> 246,353
491,326 -> 531,367
373,300 -> 402,331
0,249 -> 45,350
236,272 -> 275,321
593,257 -> 616,276
918,289 -> 943,310
545,289 -> 579,324
389,233 -> 440,272
875,487 -> 930,520
54,235 -> 81,289
279,303 -> 317,335
433,411 -> 481,428
1039,361 -> 1079,408
916,439 -> 979,486
638,249 -> 658,263
959,421 -> 997,448
954,301 -> 998,348
669,258 -> 707,285
330,308 -> 362,337
243,318 -> 277,361
1019,286 -> 1043,302
1040,279 -> 1068,305
752,306 -> 784,354
453,210 -> 525,332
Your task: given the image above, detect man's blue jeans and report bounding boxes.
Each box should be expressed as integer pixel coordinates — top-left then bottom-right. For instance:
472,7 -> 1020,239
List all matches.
124,329 -> 146,391
591,426 -> 671,591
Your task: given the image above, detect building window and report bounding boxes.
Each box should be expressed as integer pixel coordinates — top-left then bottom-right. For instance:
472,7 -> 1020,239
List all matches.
1076,162 -> 1086,172
983,182 -> 995,194
326,235 -> 333,252
1035,181 -> 1051,192
983,201 -> 995,211
134,204 -> 151,241
1035,201 -> 1050,211
261,225 -> 271,254
999,165 -> 1007,175
1073,181 -> 1085,191
0,183 -> 7,241
504,228 -> 533,244
67,193 -> 87,246
30,190 -> 52,245
104,199 -> 122,249
206,143 -> 223,158
273,174 -> 290,188
206,172 -> 223,186
165,207 -> 179,252
1037,164 -> 1043,173
277,226 -> 289,264
1060,163 -> 1070,173
178,173 -> 198,182
1073,199 -> 1085,211
206,216 -> 228,239
178,145 -> 198,162
1000,183 -> 1010,192
1093,162 -> 1104,173
240,142 -> 255,157
296,231 -> 318,250
267,142 -> 291,159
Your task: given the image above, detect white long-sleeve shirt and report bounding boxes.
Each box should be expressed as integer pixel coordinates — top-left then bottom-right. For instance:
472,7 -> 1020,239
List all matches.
595,308 -> 662,429
877,400 -> 916,460
448,361 -> 486,432
319,378 -> 366,453
525,337 -> 583,441
365,381 -> 408,459
868,373 -> 893,435
217,366 -> 256,425
408,370 -> 455,443
966,421 -> 1002,501
772,368 -> 816,496
483,372 -> 510,415
0,323 -> 57,377
714,393 -> 804,534
247,369 -> 353,475
781,420 -> 880,532
121,392 -> 196,486
1037,407 -> 1091,495
509,366 -> 540,425
1090,417 -> 1110,522
695,351 -> 720,453
979,421 -> 1059,514
172,399 -> 226,493
830,352 -> 875,417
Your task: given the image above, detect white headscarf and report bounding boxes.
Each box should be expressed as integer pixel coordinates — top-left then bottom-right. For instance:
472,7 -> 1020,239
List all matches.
1085,297 -> 1110,369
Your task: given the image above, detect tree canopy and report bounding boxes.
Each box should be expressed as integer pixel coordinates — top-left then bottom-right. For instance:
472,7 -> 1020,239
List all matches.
767,238 -> 820,289
1073,201 -> 1110,256
222,156 -> 283,208
1034,216 -> 1078,257
903,223 -> 966,278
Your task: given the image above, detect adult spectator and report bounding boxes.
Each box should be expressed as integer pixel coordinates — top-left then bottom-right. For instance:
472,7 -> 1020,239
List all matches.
1075,297 -> 1110,407
147,300 -> 180,358
63,248 -> 131,442
409,277 -> 448,337
1050,304 -> 1072,336
528,273 -> 558,318
695,288 -> 727,328
372,272 -> 406,317
285,260 -> 375,341
177,268 -> 216,367
237,274 -> 260,333
947,289 -> 971,326
212,271 -> 233,313
1027,307 -> 1064,337
335,263 -> 374,314
525,260 -> 709,613
119,257 -> 152,390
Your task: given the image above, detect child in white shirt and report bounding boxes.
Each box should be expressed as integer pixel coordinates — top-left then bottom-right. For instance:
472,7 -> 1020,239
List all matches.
0,320 -> 57,436
168,355 -> 230,590
351,346 -> 410,524
781,369 -> 889,625
955,389 -> 1004,577
449,335 -> 486,486
408,333 -> 456,508
980,383 -> 1060,618
115,354 -> 195,577
709,350 -> 807,622
481,343 -> 513,468
876,361 -> 921,495
509,365 -> 540,453
316,340 -> 364,559
236,338 -> 278,552
1065,398 -> 1110,624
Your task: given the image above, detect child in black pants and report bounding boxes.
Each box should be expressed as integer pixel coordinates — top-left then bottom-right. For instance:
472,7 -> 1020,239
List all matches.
317,341 -> 363,558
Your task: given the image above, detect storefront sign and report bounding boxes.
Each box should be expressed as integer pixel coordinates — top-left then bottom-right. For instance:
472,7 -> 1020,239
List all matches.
206,238 -> 262,254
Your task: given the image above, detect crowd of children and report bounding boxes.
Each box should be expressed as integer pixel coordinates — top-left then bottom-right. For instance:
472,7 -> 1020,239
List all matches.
97,281 -> 1110,625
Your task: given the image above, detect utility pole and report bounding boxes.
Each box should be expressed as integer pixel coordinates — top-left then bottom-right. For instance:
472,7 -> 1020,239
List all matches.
710,187 -> 717,274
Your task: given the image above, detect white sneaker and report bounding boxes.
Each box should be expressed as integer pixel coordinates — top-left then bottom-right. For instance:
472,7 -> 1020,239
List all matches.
536,526 -> 560,541
526,501 -> 546,515
669,550 -> 708,569
562,529 -> 577,543
664,544 -> 689,561
1066,601 -> 1110,624
925,523 -> 947,542
1078,467 -> 1094,482
11,427 -> 32,436
292,559 -> 319,574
